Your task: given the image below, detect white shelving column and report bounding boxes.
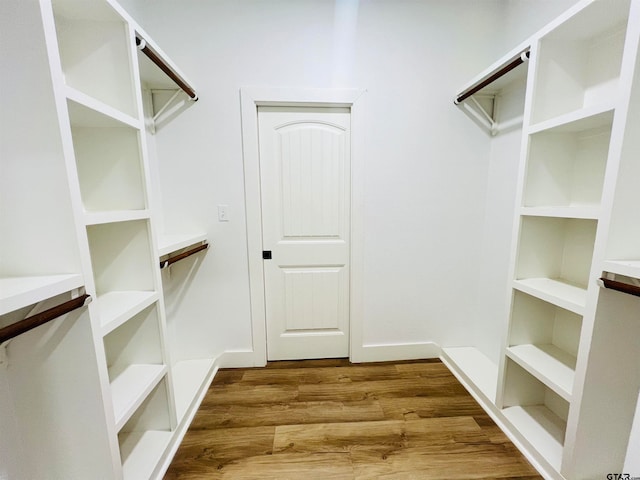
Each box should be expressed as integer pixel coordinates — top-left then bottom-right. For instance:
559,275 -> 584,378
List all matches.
495,0 -> 640,478
38,0 -> 179,477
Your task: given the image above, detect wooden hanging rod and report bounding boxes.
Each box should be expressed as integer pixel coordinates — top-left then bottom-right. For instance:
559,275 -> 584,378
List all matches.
454,49 -> 530,105
136,34 -> 198,101
0,294 -> 91,344
599,277 -> 640,298
160,243 -> 209,269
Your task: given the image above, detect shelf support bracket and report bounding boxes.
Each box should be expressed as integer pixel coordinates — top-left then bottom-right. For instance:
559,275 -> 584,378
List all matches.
153,89 -> 182,123
470,96 -> 498,136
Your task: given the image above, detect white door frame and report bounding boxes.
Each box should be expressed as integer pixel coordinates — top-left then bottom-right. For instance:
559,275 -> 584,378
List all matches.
240,87 -> 367,366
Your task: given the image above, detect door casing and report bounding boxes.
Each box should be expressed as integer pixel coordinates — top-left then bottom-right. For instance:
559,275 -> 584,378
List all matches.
240,87 -> 367,366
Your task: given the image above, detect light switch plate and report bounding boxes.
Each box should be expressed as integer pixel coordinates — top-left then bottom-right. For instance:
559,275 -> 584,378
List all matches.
218,205 -> 229,222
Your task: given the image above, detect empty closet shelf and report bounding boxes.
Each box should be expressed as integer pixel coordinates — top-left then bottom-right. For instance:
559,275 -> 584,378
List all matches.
110,364 -> 167,431
0,274 -> 84,315
172,359 -> 216,422
441,347 -> 498,403
157,233 -> 207,257
513,278 -> 587,315
119,430 -> 173,480
98,291 -> 158,335
66,86 -> 140,129
528,103 -> 614,135
520,206 -> 600,220
159,242 -> 209,269
506,344 -> 576,401
602,260 -> 640,279
502,405 -> 565,471
84,210 -> 151,226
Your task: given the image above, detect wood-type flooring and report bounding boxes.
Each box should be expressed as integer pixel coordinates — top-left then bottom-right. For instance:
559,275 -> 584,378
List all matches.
164,359 -> 542,479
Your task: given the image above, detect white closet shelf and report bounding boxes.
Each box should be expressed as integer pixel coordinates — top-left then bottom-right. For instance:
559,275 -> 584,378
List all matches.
84,210 -> 151,225
0,274 -> 84,316
528,103 -> 615,135
506,344 -> 576,402
513,278 -> 587,315
172,359 -> 216,422
111,364 -> 167,431
602,260 -> 640,279
66,87 -> 140,129
120,430 -> 172,480
502,405 -> 565,471
98,291 -> 158,335
520,206 -> 600,220
441,347 -> 498,403
158,233 -> 208,257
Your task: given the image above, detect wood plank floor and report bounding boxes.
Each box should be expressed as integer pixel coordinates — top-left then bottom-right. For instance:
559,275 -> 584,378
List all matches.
164,359 -> 542,480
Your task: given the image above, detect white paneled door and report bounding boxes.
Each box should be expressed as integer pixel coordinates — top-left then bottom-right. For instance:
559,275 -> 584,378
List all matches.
258,106 -> 351,360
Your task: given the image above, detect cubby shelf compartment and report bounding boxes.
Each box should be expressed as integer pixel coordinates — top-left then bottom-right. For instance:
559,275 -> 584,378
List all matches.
120,430 -> 172,480
103,302 -> 165,427
506,345 -> 575,401
502,405 -> 566,471
110,364 -> 167,431
508,289 -> 581,403
523,121 -> 611,211
516,216 -> 596,299
520,207 -> 600,220
0,274 -> 83,315
87,220 -> 155,296
98,291 -> 158,335
67,87 -> 139,130
531,0 -> 628,124
118,378 -> 172,480
53,0 -> 137,119
513,279 -> 586,315
502,359 -> 569,472
441,347 -> 498,403
71,124 -> 146,213
84,210 -> 151,226
529,106 -> 615,138
172,359 -> 216,422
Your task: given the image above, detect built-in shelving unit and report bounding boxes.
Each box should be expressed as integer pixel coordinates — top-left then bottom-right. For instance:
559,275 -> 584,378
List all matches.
0,0 -> 203,478
450,1 -> 640,478
47,0 -> 177,477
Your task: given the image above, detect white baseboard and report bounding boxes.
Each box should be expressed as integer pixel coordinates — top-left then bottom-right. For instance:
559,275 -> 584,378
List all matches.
217,350 -> 264,368
351,342 -> 441,363
216,343 -> 441,367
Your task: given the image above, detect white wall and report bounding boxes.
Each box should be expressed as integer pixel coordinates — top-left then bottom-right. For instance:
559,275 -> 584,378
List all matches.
499,0 -> 581,46
121,0 -> 510,361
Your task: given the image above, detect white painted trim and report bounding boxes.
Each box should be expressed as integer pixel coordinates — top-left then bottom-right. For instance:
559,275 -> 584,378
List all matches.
240,87 -> 367,366
218,350 -> 261,368
352,343 -> 442,363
